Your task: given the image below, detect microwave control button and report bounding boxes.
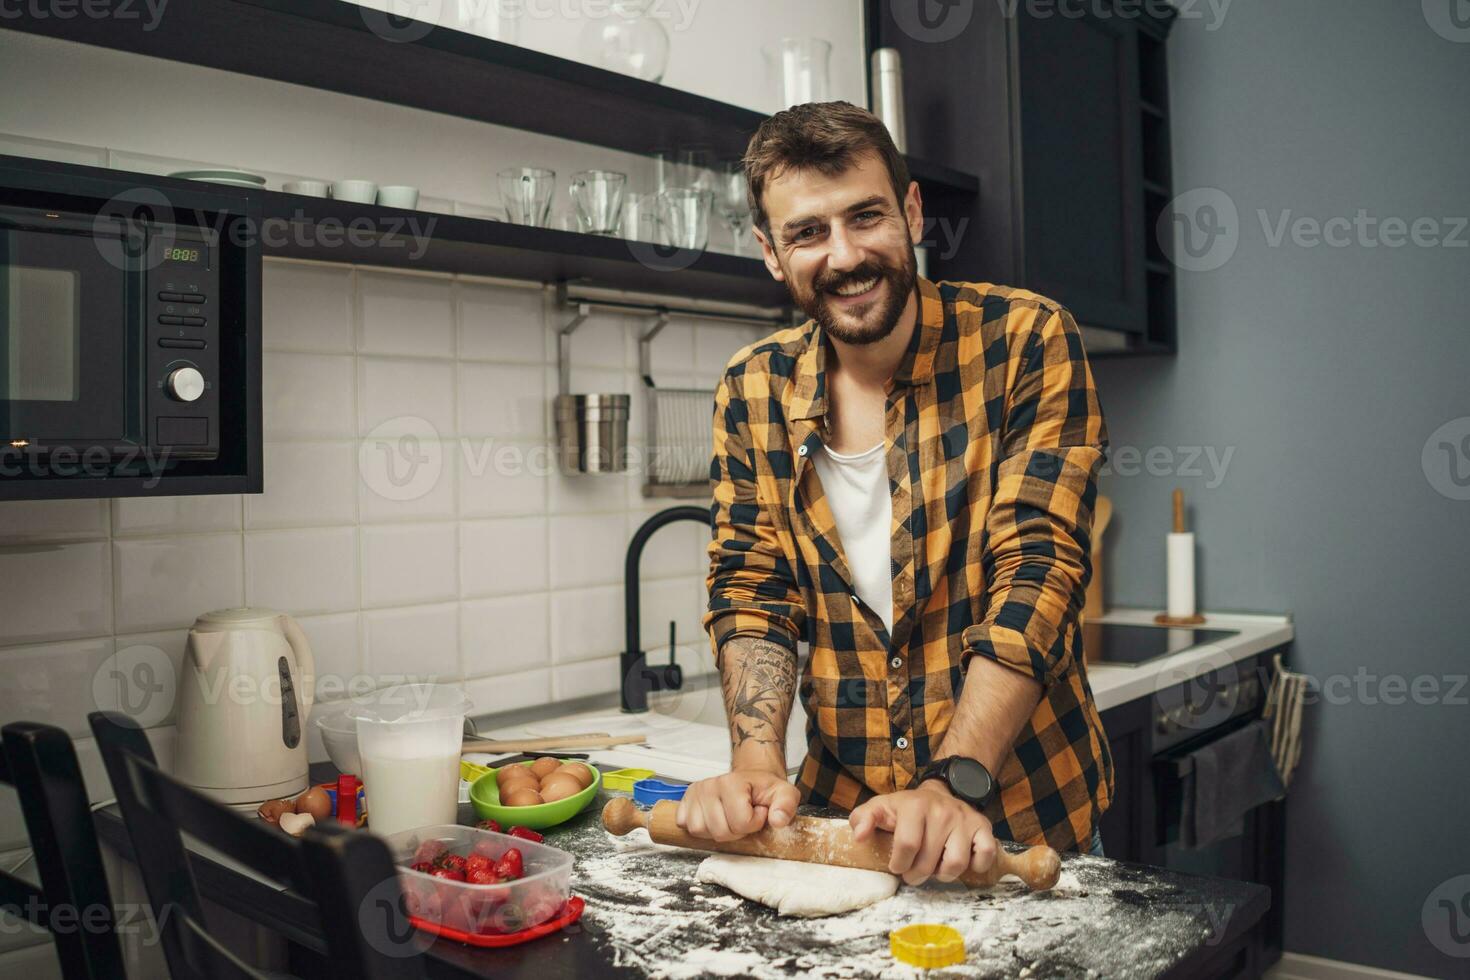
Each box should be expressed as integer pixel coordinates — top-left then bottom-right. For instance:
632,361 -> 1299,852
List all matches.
159,314 -> 184,325
180,316 -> 207,327
158,291 -> 185,302
158,337 -> 207,350
166,366 -> 206,403
179,294 -> 206,304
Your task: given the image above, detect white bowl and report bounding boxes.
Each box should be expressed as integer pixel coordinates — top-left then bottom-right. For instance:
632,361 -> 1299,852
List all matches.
283,179 -> 330,198
315,702 -> 361,776
377,185 -> 420,209
332,179 -> 378,204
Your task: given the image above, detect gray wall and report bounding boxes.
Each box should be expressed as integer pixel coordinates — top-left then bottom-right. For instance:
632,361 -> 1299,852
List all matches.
1090,1 -> 1470,974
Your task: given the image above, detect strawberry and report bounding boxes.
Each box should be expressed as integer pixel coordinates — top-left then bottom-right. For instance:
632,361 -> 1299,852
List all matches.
475,818 -> 502,833
466,865 -> 500,886
494,848 -> 524,882
465,853 -> 494,876
506,826 -> 543,843
408,861 -> 435,874
439,853 -> 468,873
412,839 -> 449,866
429,867 -> 465,882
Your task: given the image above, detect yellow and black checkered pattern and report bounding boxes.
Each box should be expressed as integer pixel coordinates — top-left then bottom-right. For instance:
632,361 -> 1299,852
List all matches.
704,278 -> 1112,854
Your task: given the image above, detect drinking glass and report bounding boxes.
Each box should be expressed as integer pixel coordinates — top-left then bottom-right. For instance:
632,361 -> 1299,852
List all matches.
498,167 -> 556,226
620,191 -> 663,243
658,188 -> 713,250
570,170 -> 628,235
764,37 -> 832,111
717,163 -> 752,255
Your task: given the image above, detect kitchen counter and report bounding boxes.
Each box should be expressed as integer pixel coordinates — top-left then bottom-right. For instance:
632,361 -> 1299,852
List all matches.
93,769 -> 1269,979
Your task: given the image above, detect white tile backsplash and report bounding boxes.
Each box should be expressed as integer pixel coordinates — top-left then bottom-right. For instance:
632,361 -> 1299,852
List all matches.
112,534 -> 244,633
358,271 -> 456,358
112,494 -> 243,535
458,282 -> 546,363
0,541 -> 112,644
244,527 -> 359,616
262,352 -> 357,440
364,602 -> 459,683
246,441 -> 359,529
461,592 -> 550,677
263,263 -> 355,353
549,584 -> 622,664
458,362 -> 545,439
358,356 -> 457,440
0,638 -> 115,736
0,499 -> 109,544
550,513 -> 627,588
460,518 -> 547,597
361,523 -> 458,607
295,611 -> 363,703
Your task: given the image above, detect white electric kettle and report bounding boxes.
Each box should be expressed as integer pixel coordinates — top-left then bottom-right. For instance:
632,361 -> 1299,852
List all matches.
174,607 -> 315,806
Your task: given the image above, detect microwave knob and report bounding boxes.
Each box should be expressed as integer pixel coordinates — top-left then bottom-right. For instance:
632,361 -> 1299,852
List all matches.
166,366 -> 206,403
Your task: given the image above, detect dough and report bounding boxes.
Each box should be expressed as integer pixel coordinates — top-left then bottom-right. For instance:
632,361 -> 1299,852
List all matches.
696,853 -> 899,917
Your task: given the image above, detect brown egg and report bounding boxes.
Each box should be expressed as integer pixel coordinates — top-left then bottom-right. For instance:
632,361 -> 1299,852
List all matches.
496,765 -> 538,789
539,773 -> 583,802
296,786 -> 333,822
500,786 -> 544,807
555,762 -> 595,788
257,798 -> 293,824
529,757 -> 562,779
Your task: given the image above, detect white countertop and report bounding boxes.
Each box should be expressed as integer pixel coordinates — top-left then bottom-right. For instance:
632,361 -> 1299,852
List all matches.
472,608 -> 1293,780
1086,608 -> 1294,711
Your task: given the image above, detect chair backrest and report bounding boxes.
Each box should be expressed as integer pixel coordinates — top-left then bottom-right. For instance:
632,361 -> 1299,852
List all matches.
88,711 -> 424,980
0,721 -> 128,980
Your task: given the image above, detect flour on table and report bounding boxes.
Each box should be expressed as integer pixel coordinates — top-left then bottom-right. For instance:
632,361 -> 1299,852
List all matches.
696,853 -> 900,917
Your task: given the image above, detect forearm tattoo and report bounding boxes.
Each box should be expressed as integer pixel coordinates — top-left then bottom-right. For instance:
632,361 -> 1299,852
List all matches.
720,638 -> 797,755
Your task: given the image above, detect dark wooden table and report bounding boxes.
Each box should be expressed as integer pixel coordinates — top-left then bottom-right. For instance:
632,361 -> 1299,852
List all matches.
94,762 -> 1270,979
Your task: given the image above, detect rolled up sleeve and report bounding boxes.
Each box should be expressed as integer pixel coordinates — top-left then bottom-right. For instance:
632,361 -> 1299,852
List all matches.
963,306 -> 1108,687
703,372 -> 806,665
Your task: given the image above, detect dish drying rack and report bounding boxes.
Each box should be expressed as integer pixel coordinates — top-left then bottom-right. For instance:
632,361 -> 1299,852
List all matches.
554,284 -> 791,497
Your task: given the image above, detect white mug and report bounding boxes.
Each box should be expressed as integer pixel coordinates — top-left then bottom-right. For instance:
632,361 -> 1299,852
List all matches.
377,185 -> 420,209
332,180 -> 378,204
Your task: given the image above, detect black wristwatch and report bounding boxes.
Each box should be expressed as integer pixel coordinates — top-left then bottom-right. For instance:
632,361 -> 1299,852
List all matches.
919,756 -> 997,810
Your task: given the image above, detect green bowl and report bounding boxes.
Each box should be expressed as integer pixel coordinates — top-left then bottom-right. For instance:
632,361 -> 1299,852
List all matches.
468,761 -> 602,831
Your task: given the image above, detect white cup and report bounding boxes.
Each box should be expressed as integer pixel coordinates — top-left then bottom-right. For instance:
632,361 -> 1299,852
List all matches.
282,179 -> 330,198
332,180 -> 378,204
377,185 -> 421,209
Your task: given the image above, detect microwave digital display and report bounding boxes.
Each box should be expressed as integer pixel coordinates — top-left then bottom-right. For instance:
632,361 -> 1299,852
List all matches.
162,245 -> 205,265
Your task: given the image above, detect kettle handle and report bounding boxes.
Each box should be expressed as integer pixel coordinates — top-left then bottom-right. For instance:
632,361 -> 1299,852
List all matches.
279,614 -> 316,720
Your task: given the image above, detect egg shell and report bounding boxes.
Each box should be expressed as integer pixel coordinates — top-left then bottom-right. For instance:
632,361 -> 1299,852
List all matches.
257,798 -> 293,824
297,786 -> 333,822
556,762 -> 595,788
529,757 -> 562,779
538,773 -> 583,802
500,786 -> 544,807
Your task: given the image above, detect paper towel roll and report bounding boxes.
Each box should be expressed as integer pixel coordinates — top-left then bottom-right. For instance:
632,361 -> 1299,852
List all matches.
1166,531 -> 1196,618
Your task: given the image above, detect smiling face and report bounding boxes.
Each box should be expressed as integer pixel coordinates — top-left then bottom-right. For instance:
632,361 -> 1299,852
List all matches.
754,150 -> 924,346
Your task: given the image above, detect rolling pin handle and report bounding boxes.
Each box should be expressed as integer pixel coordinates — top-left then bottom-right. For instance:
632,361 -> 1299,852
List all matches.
602,797 -> 647,836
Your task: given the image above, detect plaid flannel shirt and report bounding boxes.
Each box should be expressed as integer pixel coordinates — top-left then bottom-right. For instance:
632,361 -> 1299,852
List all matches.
704,278 -> 1112,853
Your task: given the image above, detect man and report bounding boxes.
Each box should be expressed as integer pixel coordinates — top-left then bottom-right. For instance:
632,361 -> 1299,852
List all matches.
677,101 -> 1112,884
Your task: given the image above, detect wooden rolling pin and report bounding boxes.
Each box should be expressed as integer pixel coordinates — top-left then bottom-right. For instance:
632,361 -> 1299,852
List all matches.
462,732 -> 647,754
602,797 -> 1061,891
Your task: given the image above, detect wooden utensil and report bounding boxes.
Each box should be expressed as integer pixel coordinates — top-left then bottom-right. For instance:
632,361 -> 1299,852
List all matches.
462,732 -> 647,755
1083,494 -> 1113,622
602,797 -> 1062,891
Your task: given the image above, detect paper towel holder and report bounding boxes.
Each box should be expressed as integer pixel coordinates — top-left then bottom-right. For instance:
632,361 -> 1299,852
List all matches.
1155,487 -> 1206,626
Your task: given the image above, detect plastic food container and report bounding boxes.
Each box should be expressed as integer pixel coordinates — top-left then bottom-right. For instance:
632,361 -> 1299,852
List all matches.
347,683 -> 473,837
385,824 -> 573,936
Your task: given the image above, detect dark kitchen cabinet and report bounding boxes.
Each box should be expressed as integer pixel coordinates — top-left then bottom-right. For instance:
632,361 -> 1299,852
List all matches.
1097,693 -> 1155,864
871,0 -> 1178,353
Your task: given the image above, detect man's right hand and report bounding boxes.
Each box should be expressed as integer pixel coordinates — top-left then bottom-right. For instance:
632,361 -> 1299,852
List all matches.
675,768 -> 801,842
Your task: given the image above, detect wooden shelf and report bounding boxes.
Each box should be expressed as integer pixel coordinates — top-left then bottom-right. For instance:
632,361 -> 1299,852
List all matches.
3,0 -> 979,200
259,190 -> 791,306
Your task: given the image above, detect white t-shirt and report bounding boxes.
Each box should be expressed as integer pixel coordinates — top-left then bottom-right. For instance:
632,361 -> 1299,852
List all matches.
810,441 -> 894,635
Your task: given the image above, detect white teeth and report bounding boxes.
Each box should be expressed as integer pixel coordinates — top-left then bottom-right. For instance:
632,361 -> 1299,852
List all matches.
832,278 -> 879,297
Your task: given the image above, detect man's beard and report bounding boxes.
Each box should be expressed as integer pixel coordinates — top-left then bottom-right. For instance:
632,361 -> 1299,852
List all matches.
791,244 -> 918,346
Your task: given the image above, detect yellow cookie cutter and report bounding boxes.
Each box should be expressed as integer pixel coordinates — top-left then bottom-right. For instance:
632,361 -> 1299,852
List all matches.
890,923 -> 965,970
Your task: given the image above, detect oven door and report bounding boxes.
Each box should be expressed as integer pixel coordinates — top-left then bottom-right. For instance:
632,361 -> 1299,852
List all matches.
0,208 -> 141,455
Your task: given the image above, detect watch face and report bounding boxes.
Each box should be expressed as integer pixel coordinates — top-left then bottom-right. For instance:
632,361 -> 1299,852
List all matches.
949,758 -> 993,801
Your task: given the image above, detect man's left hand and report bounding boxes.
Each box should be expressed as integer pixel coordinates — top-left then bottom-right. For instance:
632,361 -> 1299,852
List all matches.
849,781 -> 998,885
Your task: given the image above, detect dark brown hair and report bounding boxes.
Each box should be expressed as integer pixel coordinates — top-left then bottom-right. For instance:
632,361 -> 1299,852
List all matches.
743,101 -> 912,238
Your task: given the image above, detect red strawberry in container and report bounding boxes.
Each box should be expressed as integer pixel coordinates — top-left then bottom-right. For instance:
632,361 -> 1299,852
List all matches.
439,853 -> 468,874
494,848 -> 524,882
429,866 -> 465,883
412,839 -> 449,867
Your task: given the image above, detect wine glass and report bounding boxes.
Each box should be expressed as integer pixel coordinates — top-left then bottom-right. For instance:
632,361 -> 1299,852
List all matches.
717,164 -> 752,256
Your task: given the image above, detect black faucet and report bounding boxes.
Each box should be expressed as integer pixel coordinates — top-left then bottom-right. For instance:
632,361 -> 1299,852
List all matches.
623,505 -> 711,713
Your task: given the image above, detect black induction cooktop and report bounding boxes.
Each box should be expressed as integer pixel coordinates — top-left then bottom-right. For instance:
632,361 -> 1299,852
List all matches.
1084,623 -> 1240,667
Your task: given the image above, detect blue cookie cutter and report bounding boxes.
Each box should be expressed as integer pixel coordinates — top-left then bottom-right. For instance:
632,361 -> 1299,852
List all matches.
632,778 -> 688,805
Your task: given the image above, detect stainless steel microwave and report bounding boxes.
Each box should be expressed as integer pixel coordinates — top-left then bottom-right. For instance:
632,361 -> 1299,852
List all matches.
0,156 -> 261,500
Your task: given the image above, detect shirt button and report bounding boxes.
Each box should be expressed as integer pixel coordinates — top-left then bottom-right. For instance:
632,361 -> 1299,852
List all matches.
890,656 -> 903,669
895,736 -> 910,750
798,444 -> 809,457
850,594 -> 860,605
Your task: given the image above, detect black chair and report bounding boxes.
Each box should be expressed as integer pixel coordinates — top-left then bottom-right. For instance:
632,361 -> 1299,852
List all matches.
0,721 -> 128,980
88,711 -> 425,980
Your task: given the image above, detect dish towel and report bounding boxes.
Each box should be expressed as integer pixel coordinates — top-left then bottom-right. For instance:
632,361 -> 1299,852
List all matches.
1182,719 -> 1285,848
